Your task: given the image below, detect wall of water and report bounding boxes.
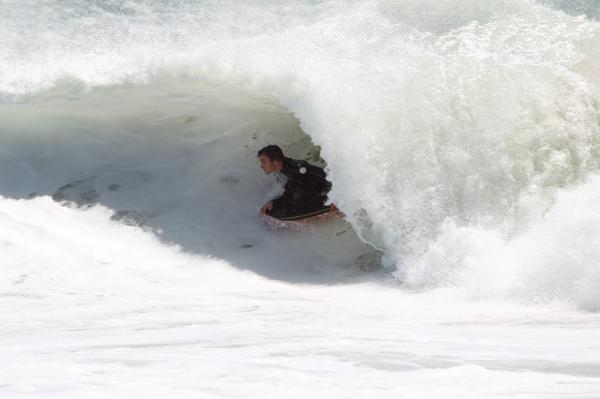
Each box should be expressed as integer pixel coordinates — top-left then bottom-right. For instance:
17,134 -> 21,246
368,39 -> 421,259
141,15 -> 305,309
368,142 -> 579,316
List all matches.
1,0 -> 600,308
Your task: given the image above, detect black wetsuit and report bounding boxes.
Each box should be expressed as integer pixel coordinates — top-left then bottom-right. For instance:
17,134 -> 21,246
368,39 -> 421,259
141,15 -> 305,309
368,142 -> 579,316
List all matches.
267,157 -> 332,220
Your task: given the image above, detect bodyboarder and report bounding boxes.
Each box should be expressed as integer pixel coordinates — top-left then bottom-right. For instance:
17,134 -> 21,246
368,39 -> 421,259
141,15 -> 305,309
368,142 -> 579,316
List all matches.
257,144 -> 333,221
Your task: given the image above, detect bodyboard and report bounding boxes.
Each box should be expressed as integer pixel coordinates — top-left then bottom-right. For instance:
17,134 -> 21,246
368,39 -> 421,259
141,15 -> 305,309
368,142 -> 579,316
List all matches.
261,207 -> 343,231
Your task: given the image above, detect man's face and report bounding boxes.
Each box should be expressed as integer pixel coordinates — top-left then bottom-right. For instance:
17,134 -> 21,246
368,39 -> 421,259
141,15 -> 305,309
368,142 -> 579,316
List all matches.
258,155 -> 279,174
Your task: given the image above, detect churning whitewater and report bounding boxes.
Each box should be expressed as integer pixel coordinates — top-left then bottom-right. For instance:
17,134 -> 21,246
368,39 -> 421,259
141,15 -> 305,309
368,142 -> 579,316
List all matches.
1,0 -> 600,397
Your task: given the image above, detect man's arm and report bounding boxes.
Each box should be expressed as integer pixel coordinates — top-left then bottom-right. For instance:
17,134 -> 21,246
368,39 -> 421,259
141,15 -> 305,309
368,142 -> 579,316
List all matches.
260,188 -> 292,215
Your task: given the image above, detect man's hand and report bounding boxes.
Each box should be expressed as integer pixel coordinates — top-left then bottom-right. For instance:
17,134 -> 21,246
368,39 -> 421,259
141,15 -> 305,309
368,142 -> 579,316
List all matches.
260,201 -> 273,215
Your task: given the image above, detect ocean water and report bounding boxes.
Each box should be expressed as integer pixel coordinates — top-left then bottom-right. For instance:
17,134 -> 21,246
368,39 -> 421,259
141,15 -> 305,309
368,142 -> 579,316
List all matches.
1,1 -> 600,397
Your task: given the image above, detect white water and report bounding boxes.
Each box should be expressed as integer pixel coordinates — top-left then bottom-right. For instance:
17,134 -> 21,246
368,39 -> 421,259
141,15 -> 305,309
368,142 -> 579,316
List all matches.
1,0 -> 600,397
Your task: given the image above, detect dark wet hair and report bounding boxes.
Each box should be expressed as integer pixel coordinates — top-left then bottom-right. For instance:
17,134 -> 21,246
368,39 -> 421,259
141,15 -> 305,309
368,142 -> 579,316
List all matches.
257,145 -> 284,162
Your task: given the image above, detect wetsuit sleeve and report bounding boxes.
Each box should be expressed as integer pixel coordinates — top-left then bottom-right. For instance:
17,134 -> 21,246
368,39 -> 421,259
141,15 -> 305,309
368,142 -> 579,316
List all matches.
271,189 -> 293,211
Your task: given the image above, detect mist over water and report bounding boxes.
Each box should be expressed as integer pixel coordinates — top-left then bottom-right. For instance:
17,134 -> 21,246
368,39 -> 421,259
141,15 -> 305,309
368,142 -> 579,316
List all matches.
2,0 -> 600,309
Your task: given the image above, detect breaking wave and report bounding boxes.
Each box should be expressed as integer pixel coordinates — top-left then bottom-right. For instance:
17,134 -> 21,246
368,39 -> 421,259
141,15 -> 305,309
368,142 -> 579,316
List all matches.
1,0 -> 600,309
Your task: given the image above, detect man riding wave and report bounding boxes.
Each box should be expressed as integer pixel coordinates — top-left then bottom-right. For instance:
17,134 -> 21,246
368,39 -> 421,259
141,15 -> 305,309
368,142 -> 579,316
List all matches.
257,145 -> 333,220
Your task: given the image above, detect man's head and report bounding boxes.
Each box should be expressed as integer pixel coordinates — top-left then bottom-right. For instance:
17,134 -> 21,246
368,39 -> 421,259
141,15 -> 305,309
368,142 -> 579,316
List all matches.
257,145 -> 284,174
